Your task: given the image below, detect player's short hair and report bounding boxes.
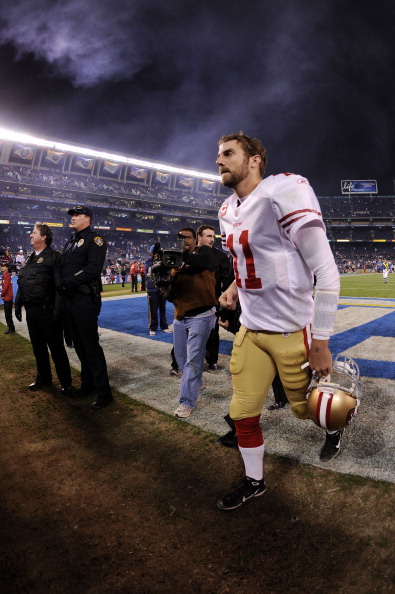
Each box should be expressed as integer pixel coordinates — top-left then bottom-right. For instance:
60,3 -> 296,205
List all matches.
218,131 -> 268,177
178,227 -> 196,239
196,224 -> 215,237
34,221 -> 53,246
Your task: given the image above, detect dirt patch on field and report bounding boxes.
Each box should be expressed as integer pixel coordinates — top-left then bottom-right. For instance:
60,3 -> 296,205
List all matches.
0,330 -> 394,594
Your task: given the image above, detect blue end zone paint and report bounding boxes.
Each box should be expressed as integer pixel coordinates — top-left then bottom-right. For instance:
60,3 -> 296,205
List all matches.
99,296 -> 175,345
329,310 -> 395,379
99,296 -> 393,379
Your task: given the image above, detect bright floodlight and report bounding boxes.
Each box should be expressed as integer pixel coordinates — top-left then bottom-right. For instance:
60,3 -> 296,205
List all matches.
0,128 -> 221,182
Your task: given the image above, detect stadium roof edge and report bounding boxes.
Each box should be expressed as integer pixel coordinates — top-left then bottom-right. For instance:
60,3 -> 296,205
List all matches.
0,127 -> 221,182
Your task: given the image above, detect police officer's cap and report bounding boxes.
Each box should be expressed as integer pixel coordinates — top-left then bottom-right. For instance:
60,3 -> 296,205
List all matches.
67,205 -> 93,218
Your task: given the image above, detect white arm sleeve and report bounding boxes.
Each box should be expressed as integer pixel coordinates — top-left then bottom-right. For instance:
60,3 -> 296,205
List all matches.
294,222 -> 340,340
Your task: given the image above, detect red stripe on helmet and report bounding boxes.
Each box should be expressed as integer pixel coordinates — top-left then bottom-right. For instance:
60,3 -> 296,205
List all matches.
326,394 -> 333,431
316,392 -> 324,427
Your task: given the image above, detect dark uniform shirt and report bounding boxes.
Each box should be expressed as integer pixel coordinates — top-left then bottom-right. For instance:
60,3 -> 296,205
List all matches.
58,226 -> 107,292
15,246 -> 60,307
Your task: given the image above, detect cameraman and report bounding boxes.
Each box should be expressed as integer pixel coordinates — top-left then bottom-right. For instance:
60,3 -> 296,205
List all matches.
169,227 -> 217,419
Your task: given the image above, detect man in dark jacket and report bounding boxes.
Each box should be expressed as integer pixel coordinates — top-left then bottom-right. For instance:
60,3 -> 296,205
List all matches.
57,205 -> 112,410
196,224 -> 232,371
145,244 -> 171,336
14,222 -> 72,393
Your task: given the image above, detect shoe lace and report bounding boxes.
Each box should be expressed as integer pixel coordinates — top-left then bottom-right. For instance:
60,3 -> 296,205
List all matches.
232,477 -> 260,498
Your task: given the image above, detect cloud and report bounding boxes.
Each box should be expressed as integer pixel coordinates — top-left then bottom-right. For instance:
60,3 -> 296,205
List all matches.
0,0 -> 149,86
0,0 -> 393,193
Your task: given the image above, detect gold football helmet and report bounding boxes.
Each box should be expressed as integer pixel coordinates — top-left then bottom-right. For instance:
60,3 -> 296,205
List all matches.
307,355 -> 361,431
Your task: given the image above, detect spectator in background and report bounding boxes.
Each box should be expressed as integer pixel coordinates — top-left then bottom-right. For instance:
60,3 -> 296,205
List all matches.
139,261 -> 146,291
145,244 -> 172,336
130,261 -> 139,292
2,248 -> 12,266
1,262 -> 15,334
14,222 -> 72,392
120,263 -> 127,287
15,250 -> 26,271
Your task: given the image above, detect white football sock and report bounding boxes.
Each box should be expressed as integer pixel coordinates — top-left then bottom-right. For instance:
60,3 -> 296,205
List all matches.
239,444 -> 265,481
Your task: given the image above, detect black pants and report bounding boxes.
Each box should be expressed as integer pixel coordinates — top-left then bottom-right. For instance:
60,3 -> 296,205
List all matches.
25,303 -> 71,387
147,291 -> 168,331
131,275 -> 138,292
272,373 -> 288,405
205,320 -> 220,366
170,347 -> 179,371
3,300 -> 15,331
64,293 -> 111,399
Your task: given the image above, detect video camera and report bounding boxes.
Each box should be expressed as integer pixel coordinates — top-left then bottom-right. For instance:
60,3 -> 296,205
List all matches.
148,234 -> 186,292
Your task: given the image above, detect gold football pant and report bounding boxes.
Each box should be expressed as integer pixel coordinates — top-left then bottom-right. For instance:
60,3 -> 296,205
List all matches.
229,325 -> 311,421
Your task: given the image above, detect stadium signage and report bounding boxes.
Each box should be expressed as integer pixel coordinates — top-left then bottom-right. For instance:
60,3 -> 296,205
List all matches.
0,219 -> 10,224
341,180 -> 378,194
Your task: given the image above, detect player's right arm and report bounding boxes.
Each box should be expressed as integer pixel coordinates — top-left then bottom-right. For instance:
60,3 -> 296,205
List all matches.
219,280 -> 238,310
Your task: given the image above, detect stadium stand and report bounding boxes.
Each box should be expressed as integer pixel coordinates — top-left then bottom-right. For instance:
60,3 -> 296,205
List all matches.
0,137 -> 394,274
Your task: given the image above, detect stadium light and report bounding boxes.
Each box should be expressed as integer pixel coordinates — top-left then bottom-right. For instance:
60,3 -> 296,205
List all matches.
0,128 -> 221,182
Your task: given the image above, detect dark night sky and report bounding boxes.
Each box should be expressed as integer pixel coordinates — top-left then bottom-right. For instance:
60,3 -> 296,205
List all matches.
0,0 -> 394,195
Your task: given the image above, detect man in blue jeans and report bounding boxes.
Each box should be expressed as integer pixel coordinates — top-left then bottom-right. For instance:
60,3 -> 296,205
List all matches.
168,227 -> 217,418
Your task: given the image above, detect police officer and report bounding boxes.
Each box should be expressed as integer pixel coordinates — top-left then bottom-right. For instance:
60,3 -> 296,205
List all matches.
57,205 -> 113,410
14,222 -> 73,393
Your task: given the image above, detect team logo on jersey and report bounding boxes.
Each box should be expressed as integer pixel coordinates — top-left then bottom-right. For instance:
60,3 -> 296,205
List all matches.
220,203 -> 228,217
94,236 -> 104,246
297,178 -> 309,185
36,257 -> 43,263
234,207 -> 240,218
77,239 -> 84,247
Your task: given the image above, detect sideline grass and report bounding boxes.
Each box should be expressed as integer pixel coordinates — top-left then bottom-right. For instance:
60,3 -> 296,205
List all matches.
100,273 -> 394,299
101,283 -> 145,298
339,273 -> 394,299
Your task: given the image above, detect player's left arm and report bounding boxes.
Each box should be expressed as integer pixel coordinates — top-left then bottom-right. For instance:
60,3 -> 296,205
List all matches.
294,221 -> 340,376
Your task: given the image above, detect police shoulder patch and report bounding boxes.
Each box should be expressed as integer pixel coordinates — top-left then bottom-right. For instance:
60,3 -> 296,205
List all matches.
94,236 -> 104,246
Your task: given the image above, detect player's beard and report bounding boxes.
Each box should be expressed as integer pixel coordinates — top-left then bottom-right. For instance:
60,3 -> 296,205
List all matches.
221,157 -> 250,188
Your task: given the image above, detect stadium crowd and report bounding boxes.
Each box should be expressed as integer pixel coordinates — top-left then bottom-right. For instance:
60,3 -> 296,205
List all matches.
0,155 -> 394,280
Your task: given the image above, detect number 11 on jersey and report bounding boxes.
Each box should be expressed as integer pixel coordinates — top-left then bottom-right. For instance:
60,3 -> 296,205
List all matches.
226,230 -> 262,289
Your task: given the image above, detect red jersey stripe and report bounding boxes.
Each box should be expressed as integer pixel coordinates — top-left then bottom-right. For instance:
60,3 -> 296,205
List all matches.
279,208 -> 322,224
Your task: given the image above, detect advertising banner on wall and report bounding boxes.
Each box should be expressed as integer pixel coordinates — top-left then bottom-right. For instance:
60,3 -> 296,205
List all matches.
341,180 -> 378,194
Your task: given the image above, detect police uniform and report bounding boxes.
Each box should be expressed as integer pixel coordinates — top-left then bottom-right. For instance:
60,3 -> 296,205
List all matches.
58,206 -> 112,408
14,246 -> 72,390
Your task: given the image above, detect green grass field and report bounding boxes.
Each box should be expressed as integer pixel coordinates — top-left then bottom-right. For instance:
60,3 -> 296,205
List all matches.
101,273 -> 394,300
339,272 -> 394,299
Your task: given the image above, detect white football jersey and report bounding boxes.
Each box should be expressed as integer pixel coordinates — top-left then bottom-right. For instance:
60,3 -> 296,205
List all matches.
219,174 -> 326,332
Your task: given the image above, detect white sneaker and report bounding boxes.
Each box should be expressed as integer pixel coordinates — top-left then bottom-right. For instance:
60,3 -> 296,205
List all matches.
149,330 -> 156,336
175,403 -> 195,418
162,328 -> 172,333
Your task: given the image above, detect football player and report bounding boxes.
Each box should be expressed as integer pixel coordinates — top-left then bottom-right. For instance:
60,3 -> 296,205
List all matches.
382,261 -> 389,283
216,132 -> 341,511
